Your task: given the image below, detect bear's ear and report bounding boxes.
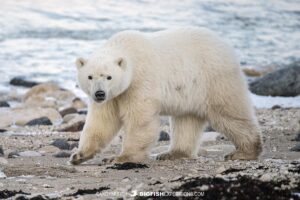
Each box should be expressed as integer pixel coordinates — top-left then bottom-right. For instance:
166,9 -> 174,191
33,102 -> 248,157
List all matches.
76,57 -> 87,69
116,57 -> 126,69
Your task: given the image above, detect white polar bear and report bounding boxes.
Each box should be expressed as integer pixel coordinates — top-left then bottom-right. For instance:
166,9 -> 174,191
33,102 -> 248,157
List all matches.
70,27 -> 262,165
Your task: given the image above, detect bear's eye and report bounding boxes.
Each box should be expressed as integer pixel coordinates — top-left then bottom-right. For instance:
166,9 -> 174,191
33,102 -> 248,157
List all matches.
88,75 -> 93,80
107,76 -> 112,80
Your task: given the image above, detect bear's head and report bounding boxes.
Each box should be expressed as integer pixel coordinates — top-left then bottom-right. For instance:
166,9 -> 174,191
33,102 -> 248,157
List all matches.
75,53 -> 132,103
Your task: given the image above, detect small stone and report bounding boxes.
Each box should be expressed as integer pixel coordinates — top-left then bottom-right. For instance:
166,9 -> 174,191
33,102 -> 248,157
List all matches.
271,105 -> 281,110
0,157 -> 8,165
216,166 -> 226,174
77,109 -> 87,115
69,142 -> 78,150
0,101 -> 10,107
59,107 -> 77,117
26,117 -> 52,126
53,151 -> 71,158
51,139 -> 70,150
58,121 -> 85,132
0,170 -> 6,179
8,151 -> 20,158
259,173 -> 274,182
243,68 -> 263,77
0,129 -> 7,133
122,177 -> 131,183
63,113 -> 79,123
42,184 -> 52,188
292,132 -> 300,141
290,144 -> 300,152
72,97 -> 86,109
158,131 -> 170,141
199,185 -> 209,191
19,151 -> 42,157
0,146 -> 4,157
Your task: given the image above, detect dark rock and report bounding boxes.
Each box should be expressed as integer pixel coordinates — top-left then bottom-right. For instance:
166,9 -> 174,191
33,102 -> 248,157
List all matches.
65,187 -> 109,197
0,146 -> 4,157
249,63 -> 300,96
290,144 -> 300,152
58,121 -> 84,132
51,139 -> 70,150
271,105 -> 281,110
26,117 -> 52,126
77,109 -> 87,115
53,151 -> 71,158
0,129 -> 7,133
205,125 -> 215,132
0,101 -> 10,107
158,131 -> 170,141
292,131 -> 300,141
8,151 -> 20,158
0,190 -> 30,199
107,162 -> 149,170
69,142 -> 78,150
9,77 -> 39,88
59,107 -> 77,117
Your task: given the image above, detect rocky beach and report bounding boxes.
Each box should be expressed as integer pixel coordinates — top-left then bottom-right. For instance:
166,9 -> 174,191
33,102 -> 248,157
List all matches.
0,0 -> 300,199
0,65 -> 299,199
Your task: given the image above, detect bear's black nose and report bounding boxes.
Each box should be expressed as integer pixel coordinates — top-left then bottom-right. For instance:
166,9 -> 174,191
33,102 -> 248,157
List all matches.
95,90 -> 106,101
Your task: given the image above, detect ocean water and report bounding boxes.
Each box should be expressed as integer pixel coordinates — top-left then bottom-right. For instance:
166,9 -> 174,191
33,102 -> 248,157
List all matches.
0,0 -> 299,93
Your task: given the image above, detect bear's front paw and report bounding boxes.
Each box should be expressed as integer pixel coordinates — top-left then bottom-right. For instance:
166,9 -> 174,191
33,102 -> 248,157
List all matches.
69,151 -> 92,165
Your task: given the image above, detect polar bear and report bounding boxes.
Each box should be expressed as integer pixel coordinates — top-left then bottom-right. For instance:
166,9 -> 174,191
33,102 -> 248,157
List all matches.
70,27 -> 262,165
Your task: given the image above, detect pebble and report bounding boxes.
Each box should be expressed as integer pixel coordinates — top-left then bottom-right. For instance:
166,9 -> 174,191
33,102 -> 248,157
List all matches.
0,101 -> 10,107
0,170 -> 6,179
26,117 -> 53,126
51,139 -> 70,150
63,113 -> 78,123
259,173 -> 275,182
158,131 -> 170,141
19,151 -> 42,157
293,132 -> 300,141
53,151 -> 71,158
59,107 -> 77,117
58,120 -> 85,132
72,97 -> 86,109
0,145 -> 4,157
69,142 -> 78,150
0,157 -> 8,165
290,144 -> 300,152
122,177 -> 131,183
8,151 -> 20,158
216,166 -> 226,174
199,185 -> 209,191
77,109 -> 87,115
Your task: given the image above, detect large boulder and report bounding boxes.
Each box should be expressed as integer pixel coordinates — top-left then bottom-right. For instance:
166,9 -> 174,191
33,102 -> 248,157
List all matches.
249,63 -> 300,97
0,107 -> 62,128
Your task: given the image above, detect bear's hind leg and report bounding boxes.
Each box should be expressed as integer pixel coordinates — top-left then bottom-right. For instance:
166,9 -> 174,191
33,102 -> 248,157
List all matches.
157,115 -> 206,160
208,107 -> 262,161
